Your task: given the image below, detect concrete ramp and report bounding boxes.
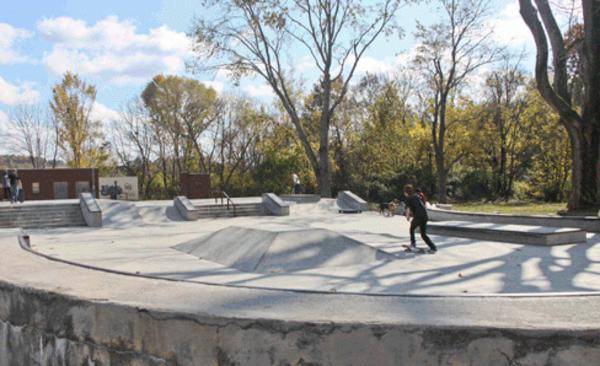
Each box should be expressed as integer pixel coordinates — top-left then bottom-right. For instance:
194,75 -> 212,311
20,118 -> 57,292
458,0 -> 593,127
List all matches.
337,191 -> 368,213
99,200 -> 183,227
99,201 -> 143,226
173,226 -> 395,273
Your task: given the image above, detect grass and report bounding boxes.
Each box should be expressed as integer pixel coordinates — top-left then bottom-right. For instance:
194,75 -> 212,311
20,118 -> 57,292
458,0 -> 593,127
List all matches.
452,202 -> 568,216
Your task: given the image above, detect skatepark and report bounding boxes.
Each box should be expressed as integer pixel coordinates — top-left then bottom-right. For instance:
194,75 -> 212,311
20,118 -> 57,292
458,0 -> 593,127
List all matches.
1,193 -> 600,365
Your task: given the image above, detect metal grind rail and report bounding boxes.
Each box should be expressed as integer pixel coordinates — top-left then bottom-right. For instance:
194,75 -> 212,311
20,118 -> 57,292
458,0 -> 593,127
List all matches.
212,190 -> 237,217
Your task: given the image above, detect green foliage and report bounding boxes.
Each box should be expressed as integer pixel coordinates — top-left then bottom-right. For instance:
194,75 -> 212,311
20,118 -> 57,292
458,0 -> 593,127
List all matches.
253,124 -> 316,194
62,69 -> 572,205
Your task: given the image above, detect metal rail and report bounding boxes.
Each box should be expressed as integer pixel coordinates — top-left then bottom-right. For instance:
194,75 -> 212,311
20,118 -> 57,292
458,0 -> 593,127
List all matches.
211,190 -> 236,217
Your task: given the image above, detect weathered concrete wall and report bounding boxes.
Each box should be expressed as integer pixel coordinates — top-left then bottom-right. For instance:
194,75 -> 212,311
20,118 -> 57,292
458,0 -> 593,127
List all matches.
2,281 -> 600,366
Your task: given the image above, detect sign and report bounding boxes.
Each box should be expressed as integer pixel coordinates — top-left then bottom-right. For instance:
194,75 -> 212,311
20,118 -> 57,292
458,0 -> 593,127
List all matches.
99,177 -> 139,200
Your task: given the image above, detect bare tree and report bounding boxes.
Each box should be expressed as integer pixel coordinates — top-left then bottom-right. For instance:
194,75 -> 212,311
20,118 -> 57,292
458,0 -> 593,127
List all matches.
8,104 -> 54,168
191,0 -> 402,197
112,99 -> 157,199
213,97 -> 266,192
519,0 -> 600,210
413,0 -> 500,203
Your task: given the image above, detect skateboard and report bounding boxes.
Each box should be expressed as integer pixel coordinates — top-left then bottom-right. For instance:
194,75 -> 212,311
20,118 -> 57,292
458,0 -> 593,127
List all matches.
402,245 -> 429,254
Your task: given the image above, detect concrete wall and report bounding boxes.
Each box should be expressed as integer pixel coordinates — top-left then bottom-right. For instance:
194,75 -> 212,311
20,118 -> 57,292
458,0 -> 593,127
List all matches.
1,282 -> 600,366
79,192 -> 102,227
99,176 -> 139,200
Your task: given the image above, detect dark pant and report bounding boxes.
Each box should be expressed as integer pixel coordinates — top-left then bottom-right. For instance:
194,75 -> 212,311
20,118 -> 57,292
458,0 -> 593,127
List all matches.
294,184 -> 301,194
410,218 -> 437,251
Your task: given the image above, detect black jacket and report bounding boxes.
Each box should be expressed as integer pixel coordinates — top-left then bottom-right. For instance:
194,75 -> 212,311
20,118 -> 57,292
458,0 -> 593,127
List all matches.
406,194 -> 428,221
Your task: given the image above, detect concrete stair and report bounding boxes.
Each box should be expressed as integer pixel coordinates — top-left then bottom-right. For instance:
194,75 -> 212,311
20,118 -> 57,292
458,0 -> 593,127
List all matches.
0,203 -> 86,228
193,203 -> 265,218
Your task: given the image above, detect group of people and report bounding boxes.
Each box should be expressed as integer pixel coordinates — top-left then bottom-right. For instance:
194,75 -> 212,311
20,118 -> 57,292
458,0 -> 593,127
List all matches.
2,170 -> 24,204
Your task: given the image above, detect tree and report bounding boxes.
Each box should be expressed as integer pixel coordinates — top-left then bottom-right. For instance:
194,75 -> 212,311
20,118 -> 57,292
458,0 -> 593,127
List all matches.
191,0 -> 401,197
8,104 -> 54,168
141,75 -> 221,195
523,87 -> 571,202
112,99 -> 157,199
483,59 -> 528,199
519,0 -> 600,210
142,75 -> 220,171
50,72 -> 104,168
414,0 -> 499,203
211,97 -> 267,192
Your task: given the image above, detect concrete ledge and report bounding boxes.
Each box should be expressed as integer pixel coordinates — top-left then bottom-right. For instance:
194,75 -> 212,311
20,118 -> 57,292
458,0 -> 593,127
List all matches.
429,221 -> 587,245
429,207 -> 600,232
174,196 -> 198,221
280,194 -> 321,204
337,191 -> 368,213
79,192 -> 102,227
262,193 -> 290,216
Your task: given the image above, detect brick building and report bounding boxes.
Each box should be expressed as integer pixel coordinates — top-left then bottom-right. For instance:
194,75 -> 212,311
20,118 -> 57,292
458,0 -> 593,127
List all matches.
14,168 -> 99,200
180,173 -> 211,199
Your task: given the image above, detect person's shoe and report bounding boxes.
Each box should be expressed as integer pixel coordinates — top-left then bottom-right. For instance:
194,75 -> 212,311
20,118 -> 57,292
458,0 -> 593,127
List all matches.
426,249 -> 437,254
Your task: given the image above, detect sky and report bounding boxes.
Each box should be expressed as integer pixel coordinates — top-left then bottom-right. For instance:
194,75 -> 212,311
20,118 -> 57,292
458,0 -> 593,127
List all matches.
0,0 -> 537,126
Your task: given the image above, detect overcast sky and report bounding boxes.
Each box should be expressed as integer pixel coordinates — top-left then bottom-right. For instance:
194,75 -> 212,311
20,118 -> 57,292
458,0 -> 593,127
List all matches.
0,0 -> 537,126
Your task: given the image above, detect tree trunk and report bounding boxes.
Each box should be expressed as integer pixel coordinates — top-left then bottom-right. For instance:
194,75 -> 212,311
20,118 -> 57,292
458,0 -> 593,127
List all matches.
436,93 -> 449,204
436,152 -> 448,204
568,122 -> 600,209
318,77 -> 333,198
318,114 -> 332,197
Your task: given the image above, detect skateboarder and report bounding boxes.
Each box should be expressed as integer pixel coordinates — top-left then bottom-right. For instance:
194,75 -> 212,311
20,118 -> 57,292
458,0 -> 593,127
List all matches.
404,184 -> 437,254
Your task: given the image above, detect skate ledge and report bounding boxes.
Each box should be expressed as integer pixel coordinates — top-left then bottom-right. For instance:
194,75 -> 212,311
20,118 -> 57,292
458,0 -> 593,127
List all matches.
429,220 -> 587,245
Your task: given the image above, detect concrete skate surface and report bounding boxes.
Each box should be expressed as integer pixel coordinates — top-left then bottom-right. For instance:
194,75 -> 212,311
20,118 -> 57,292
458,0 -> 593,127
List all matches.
28,198 -> 600,296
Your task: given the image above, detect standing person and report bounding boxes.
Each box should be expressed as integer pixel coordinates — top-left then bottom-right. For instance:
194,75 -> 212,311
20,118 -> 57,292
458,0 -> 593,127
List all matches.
8,170 -> 16,203
16,177 -> 24,203
110,180 -> 122,200
404,184 -> 437,253
292,173 -> 301,194
2,171 -> 9,201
